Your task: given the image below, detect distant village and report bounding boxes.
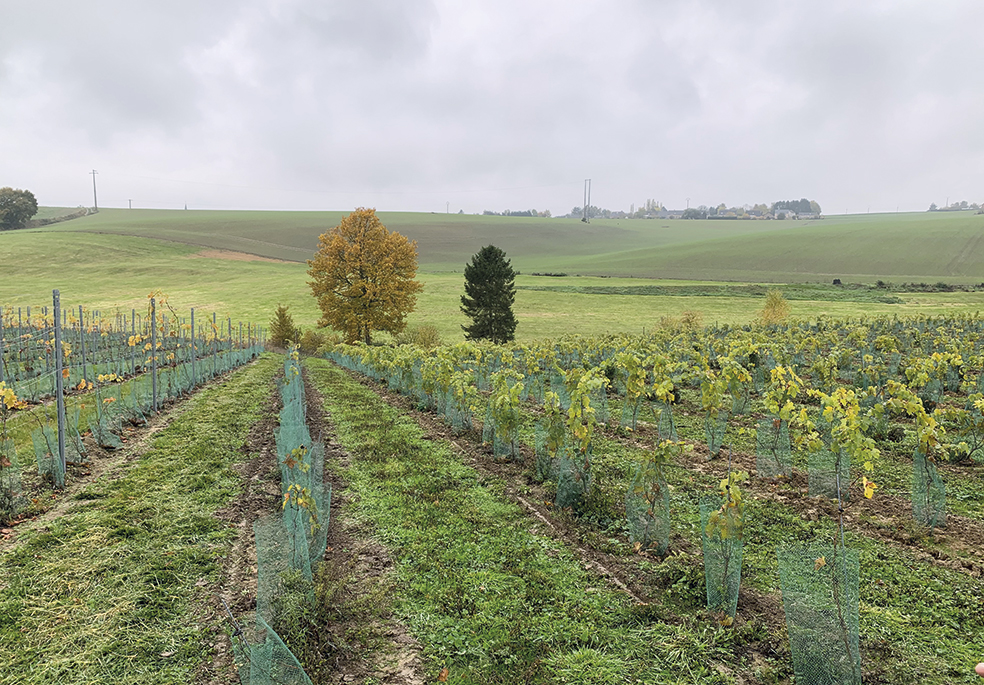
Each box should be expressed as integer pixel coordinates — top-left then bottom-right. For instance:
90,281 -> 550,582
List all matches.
483,198 -> 823,220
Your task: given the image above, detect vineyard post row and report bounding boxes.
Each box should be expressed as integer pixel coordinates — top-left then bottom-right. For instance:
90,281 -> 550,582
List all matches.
1,289 -> 267,478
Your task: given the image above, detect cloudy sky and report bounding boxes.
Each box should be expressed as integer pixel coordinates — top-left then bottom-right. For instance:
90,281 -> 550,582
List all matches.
1,1 -> 982,215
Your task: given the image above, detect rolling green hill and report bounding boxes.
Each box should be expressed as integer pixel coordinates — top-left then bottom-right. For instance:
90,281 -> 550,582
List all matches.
36,207 -> 984,282
570,210 -> 984,283
4,229 -> 984,343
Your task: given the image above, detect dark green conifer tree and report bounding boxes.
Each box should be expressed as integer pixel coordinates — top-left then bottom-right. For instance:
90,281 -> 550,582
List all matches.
460,245 -> 517,343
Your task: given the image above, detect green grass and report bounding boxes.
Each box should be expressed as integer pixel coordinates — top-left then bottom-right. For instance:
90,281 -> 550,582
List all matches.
306,358 -> 758,684
575,210 -> 984,283
516,282 -> 906,303
34,207 -> 984,283
31,207 -> 80,221
40,207 -> 794,271
0,354 -> 280,684
312,358 -> 984,683
7,215 -> 984,343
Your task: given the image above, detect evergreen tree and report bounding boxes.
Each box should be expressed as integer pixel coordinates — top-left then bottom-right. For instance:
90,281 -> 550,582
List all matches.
461,245 -> 517,343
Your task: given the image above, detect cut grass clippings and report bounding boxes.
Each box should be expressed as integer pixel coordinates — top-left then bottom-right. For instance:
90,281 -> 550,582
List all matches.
0,354 -> 280,684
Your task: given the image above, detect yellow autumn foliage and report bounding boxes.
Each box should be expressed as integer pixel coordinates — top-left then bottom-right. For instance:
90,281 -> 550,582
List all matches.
307,208 -> 423,344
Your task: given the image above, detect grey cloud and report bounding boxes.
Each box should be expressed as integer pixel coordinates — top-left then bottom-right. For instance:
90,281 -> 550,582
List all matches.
1,0 -> 983,213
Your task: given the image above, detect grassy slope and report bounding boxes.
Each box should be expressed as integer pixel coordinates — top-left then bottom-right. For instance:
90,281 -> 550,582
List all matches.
32,207 -> 79,221
41,208 -> 790,271
575,211 -> 984,283
38,207 -> 984,282
0,354 -> 280,684
4,231 -> 984,343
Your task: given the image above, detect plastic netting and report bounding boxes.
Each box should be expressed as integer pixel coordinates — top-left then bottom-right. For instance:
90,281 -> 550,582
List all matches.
31,425 -> 65,488
777,544 -> 861,685
699,498 -> 743,618
255,515 -> 308,624
274,361 -> 331,576
756,418 -> 792,478
524,373 -> 545,403
704,410 -> 728,459
550,371 -> 570,410
232,613 -> 313,685
730,386 -> 750,415
445,391 -> 473,434
592,385 -> 609,424
91,408 -> 123,450
808,447 -> 850,500
619,396 -> 644,431
653,402 -> 677,441
481,403 -> 520,461
481,403 -> 494,444
533,423 -> 556,482
555,446 -> 592,509
0,440 -> 23,520
624,459 -> 670,555
912,448 -> 946,528
240,356 -> 330,685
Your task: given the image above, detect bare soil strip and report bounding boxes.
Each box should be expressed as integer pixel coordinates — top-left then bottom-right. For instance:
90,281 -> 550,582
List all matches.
208,364 -> 425,685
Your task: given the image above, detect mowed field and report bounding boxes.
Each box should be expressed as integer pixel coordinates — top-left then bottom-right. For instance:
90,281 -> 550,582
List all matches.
40,206 -> 984,282
4,208 -> 984,340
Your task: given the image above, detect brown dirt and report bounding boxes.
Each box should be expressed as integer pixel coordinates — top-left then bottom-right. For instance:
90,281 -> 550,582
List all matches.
667,430 -> 984,579
302,368 -> 425,685
203,371 -> 284,685
202,365 -> 425,685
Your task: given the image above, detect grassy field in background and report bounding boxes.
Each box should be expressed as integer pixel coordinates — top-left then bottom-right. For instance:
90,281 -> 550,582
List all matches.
4,231 -> 984,342
43,207 -> 793,270
31,206 -> 80,221
35,206 -> 984,282
575,210 -> 984,283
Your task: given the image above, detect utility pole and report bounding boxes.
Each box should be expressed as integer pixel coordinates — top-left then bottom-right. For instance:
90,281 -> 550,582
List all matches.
686,197 -> 690,209
446,201 -> 449,214
90,170 -> 99,210
128,199 -> 132,209
582,179 -> 591,223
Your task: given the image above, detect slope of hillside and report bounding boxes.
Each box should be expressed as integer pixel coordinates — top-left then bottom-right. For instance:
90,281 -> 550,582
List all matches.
40,208 -> 795,270
570,210 -> 984,283
31,206 -> 984,282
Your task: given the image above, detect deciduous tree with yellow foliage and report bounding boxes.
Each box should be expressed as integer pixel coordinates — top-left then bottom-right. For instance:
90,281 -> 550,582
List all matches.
307,208 -> 423,344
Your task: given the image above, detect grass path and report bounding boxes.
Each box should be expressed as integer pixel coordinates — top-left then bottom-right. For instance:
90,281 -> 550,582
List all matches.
309,359 -> 984,684
306,358 -> 752,685
0,354 -> 280,684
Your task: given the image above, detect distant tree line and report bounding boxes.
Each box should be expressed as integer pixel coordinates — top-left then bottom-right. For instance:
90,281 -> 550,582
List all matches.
772,198 -> 822,215
560,197 -> 822,220
482,209 -> 552,217
928,201 -> 981,212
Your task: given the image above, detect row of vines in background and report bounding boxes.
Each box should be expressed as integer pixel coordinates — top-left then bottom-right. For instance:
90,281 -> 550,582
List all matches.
0,290 -> 265,523
0,290 -> 263,402
325,313 -> 984,685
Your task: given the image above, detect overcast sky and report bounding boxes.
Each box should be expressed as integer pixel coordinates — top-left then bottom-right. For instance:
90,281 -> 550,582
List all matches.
1,1 -> 982,216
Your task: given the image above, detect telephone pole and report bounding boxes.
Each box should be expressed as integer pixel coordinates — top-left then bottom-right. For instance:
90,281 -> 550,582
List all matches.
90,170 -> 99,210
582,179 -> 591,223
